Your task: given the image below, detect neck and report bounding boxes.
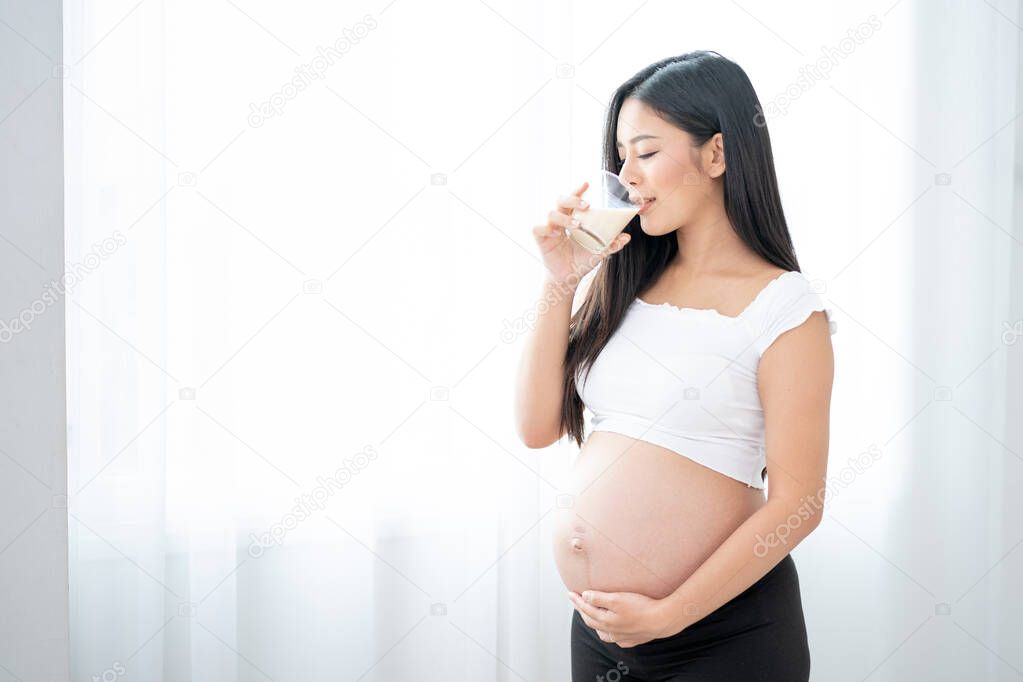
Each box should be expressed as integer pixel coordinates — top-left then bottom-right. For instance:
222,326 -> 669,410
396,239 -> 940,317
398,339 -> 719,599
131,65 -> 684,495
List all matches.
671,206 -> 751,276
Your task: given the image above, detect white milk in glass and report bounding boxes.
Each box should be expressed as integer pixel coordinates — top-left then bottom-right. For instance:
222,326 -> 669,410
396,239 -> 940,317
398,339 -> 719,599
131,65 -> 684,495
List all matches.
568,206 -> 639,253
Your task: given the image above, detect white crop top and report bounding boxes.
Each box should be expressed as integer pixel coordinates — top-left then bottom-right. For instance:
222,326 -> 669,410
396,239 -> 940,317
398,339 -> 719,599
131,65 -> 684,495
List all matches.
575,270 -> 834,489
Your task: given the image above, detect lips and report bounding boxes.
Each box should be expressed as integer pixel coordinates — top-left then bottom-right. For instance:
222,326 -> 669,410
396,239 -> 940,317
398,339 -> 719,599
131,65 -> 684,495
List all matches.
638,198 -> 656,215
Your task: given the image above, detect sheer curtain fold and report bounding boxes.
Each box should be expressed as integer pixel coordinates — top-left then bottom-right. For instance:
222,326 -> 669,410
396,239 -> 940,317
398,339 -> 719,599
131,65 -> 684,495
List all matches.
67,1 -> 530,680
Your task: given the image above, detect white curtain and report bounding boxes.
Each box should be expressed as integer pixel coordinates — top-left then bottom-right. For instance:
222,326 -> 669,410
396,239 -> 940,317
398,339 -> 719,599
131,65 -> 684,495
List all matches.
64,1 -> 1021,680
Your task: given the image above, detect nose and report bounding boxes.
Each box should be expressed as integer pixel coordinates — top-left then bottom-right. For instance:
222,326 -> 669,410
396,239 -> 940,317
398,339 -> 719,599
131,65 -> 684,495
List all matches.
617,171 -> 644,203
618,158 -> 644,194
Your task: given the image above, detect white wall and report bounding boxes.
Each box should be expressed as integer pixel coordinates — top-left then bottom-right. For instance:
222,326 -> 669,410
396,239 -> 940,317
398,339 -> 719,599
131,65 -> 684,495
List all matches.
0,0 -> 70,680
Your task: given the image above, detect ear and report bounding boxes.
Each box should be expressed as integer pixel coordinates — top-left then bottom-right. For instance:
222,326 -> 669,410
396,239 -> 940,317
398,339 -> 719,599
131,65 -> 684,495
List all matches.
704,132 -> 725,178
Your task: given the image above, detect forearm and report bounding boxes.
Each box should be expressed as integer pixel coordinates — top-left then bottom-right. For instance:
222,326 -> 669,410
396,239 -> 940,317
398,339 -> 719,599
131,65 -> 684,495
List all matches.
659,496 -> 822,635
513,275 -> 579,442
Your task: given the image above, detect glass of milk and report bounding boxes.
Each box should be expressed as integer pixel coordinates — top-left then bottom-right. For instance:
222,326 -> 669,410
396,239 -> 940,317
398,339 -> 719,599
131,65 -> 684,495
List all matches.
567,170 -> 641,254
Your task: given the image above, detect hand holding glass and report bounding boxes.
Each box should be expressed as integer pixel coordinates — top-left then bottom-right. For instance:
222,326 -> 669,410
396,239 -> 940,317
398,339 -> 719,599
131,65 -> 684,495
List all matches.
566,170 -> 641,254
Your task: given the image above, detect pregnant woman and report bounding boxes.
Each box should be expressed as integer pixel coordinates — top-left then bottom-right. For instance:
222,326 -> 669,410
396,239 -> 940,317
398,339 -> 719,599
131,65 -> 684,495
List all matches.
515,51 -> 834,681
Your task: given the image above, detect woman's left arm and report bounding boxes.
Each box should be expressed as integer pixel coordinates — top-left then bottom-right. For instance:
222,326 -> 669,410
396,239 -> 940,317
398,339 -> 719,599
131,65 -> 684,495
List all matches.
569,309 -> 834,646
658,308 -> 835,635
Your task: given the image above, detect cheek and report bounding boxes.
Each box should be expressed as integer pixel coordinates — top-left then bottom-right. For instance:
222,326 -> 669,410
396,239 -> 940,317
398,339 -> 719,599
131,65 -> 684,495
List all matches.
657,174 -> 703,210
653,155 -> 699,196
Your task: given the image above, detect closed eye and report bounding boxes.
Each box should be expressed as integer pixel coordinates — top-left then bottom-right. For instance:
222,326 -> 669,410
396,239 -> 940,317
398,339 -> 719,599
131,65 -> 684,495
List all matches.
615,151 -> 657,169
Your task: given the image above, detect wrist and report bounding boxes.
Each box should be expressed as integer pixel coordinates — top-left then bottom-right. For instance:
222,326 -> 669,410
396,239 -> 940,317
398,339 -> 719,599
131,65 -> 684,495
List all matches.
542,273 -> 579,297
656,593 -> 695,638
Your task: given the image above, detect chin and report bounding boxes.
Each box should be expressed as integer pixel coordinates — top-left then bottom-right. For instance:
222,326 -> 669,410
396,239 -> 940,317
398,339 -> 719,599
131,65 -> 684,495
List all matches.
639,219 -> 675,238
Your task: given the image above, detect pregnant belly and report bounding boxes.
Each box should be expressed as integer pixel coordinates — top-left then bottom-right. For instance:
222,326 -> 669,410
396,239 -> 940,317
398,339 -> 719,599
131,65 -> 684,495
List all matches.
551,431 -> 767,600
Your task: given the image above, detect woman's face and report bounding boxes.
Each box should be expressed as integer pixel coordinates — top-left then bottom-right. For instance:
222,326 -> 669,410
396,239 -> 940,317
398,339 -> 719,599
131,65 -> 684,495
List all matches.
614,97 -> 724,236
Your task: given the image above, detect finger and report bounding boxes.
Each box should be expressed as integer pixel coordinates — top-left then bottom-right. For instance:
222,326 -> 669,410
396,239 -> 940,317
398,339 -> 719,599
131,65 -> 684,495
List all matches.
571,593 -> 610,625
600,233 -> 630,257
556,194 -> 589,214
548,209 -> 579,229
555,182 -> 591,215
581,590 -> 615,611
533,223 -> 563,239
599,630 -> 631,647
578,611 -> 597,630
574,605 -> 606,631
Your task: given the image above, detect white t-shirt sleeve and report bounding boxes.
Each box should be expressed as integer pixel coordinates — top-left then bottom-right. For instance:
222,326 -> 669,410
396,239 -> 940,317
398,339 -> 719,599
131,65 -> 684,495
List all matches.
753,272 -> 834,356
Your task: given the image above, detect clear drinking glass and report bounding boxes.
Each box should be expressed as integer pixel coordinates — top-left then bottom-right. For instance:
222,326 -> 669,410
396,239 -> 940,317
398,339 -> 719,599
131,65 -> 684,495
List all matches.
567,170 -> 642,254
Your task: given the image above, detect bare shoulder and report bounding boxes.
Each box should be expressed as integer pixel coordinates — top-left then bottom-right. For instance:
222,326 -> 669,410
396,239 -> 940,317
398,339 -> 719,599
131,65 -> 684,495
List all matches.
738,265 -> 791,303
752,266 -> 791,286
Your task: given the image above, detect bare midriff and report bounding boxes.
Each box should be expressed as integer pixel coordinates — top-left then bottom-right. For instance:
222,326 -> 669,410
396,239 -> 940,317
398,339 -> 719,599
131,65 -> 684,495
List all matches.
551,431 -> 767,600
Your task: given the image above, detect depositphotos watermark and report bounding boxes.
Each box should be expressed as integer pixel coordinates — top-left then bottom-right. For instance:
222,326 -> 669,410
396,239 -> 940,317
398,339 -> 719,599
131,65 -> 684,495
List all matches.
599,661 -> 630,681
89,661 -> 126,682
247,445 -> 379,557
0,231 -> 127,343
247,14 -> 378,127
752,443 -> 882,557
499,254 -> 606,344
755,14 -> 882,126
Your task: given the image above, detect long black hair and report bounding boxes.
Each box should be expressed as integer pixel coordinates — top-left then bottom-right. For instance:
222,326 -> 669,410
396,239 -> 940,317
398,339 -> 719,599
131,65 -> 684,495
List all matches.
560,50 -> 801,447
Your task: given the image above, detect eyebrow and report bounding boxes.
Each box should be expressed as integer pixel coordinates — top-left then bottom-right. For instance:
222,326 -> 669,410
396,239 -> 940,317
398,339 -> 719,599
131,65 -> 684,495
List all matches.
615,134 -> 660,147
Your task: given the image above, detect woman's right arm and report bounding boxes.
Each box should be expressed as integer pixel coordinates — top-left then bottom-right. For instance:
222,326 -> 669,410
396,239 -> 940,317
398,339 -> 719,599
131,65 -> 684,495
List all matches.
513,182 -> 631,448
514,275 -> 580,448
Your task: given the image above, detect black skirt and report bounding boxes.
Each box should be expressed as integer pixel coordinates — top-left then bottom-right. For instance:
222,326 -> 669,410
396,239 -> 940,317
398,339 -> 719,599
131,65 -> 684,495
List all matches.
570,553 -> 811,681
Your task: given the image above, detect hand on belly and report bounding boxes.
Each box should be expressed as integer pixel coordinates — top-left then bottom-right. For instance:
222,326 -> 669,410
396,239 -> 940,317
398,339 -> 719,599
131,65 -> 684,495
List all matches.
551,432 -> 765,601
